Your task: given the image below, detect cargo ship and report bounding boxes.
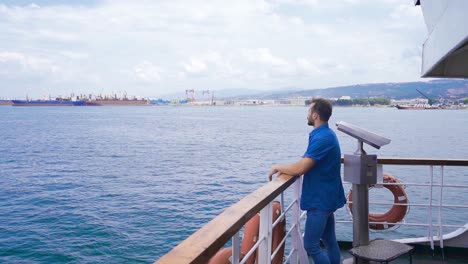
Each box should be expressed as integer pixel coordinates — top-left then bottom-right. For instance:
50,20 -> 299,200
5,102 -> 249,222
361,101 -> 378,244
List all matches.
395,104 -> 440,110
396,89 -> 441,109
85,98 -> 150,106
10,94 -> 150,106
11,99 -> 86,106
80,94 -> 150,106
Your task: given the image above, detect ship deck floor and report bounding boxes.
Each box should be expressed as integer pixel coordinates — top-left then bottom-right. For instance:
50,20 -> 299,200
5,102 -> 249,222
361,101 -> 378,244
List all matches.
339,243 -> 466,264
341,252 -> 466,264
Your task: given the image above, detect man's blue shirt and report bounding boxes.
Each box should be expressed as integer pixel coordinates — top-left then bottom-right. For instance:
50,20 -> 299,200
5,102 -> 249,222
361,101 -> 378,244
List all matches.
301,123 -> 346,211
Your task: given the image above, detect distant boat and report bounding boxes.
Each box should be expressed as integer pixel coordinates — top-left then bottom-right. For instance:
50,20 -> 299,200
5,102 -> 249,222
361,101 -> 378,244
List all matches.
12,100 -> 86,106
395,104 -> 440,110
0,100 -> 12,106
150,99 -> 170,105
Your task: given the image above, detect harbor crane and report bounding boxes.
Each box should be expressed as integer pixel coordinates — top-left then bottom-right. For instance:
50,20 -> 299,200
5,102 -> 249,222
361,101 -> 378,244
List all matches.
185,89 -> 195,102
416,89 -> 435,105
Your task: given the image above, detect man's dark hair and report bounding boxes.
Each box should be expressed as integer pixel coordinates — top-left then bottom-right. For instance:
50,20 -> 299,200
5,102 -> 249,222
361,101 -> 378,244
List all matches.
311,98 -> 333,121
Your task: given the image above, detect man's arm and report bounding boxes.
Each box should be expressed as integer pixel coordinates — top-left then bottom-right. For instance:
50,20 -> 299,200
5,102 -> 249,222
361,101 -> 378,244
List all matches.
268,157 -> 315,181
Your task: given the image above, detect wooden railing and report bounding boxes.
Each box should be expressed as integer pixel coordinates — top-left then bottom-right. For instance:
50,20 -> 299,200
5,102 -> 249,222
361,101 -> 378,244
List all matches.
155,158 -> 468,264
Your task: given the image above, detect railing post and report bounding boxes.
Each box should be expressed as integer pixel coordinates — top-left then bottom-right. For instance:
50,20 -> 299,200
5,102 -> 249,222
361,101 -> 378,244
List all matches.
438,166 -> 445,259
291,177 -> 309,264
231,231 -> 240,264
258,202 -> 273,264
427,165 -> 434,250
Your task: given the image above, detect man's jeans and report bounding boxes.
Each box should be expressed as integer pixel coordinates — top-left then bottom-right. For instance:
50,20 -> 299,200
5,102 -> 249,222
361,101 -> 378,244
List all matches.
304,209 -> 341,264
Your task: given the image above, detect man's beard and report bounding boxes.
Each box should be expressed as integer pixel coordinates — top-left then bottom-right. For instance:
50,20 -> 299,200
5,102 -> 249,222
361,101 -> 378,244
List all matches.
308,119 -> 314,126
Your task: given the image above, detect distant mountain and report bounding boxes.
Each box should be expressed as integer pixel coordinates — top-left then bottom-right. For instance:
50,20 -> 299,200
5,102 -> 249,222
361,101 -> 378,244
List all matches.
225,79 -> 468,100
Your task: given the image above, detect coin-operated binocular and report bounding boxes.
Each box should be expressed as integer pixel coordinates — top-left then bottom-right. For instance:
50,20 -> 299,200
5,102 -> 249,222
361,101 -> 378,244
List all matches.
336,121 -> 390,184
336,121 -> 391,250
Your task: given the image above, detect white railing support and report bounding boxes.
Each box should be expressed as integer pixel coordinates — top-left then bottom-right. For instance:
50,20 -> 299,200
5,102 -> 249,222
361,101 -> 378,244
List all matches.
231,231 -> 240,264
439,166 -> 445,258
290,177 -> 309,264
428,165 -> 434,250
258,202 -> 273,264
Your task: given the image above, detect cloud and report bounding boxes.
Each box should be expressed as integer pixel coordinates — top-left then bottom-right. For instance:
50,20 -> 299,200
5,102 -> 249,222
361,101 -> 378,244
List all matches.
183,58 -> 208,76
134,61 -> 162,82
36,29 -> 79,42
244,48 -> 287,67
0,51 -> 58,75
296,58 -> 321,75
0,0 -> 428,97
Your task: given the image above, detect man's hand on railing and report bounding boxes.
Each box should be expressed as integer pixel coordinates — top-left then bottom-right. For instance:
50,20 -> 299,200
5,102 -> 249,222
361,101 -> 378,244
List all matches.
268,165 -> 280,181
268,158 -> 315,181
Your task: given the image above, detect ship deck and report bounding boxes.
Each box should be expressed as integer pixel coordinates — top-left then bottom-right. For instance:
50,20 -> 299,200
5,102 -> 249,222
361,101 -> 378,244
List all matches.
156,157 -> 468,264
339,241 -> 467,263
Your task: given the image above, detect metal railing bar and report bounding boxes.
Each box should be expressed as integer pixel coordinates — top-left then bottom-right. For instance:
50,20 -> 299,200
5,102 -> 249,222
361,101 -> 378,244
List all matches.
287,222 -> 299,234
439,166 -> 445,251
280,193 -> 285,216
300,210 -> 306,220
434,184 -> 468,188
271,219 -> 298,259
286,199 -> 299,213
430,204 -> 468,208
244,206 -> 299,264
342,181 -> 468,188
367,202 -> 427,206
335,220 -> 465,228
246,208 -> 298,263
438,224 -> 466,228
239,236 -> 265,264
346,201 -> 468,208
232,231 -> 240,264
428,165 -> 434,250
272,211 -> 286,229
273,221 -> 300,262
271,220 -> 296,258
258,203 -> 273,264
272,197 -> 297,229
349,157 -> 468,166
271,234 -> 287,260
375,182 -> 467,188
284,248 -> 296,263
281,199 -> 297,217
271,223 -> 296,263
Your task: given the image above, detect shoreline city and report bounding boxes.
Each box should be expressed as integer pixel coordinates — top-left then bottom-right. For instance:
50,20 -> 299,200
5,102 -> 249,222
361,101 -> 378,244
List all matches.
0,93 -> 466,109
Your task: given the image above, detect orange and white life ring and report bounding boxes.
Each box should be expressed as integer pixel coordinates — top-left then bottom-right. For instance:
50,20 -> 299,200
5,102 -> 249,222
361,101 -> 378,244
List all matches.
207,247 -> 235,264
348,173 -> 409,230
241,213 -> 260,264
208,214 -> 260,264
208,213 -> 258,264
208,201 -> 286,264
270,201 -> 286,264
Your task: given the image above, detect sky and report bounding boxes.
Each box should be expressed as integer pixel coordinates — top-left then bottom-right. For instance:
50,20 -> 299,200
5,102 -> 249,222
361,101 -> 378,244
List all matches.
0,0 -> 428,99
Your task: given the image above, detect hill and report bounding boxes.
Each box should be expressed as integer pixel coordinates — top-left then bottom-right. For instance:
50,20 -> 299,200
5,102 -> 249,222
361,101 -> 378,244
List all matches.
229,79 -> 468,100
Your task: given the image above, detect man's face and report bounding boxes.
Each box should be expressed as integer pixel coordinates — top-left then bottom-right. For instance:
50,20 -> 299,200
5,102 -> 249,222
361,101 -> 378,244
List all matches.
307,104 -> 317,126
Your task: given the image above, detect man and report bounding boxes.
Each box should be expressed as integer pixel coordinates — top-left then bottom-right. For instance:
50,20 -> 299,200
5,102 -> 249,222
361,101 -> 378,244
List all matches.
268,98 -> 345,264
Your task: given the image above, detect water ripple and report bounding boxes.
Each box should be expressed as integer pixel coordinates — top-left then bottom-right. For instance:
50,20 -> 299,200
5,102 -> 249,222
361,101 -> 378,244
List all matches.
0,106 -> 466,263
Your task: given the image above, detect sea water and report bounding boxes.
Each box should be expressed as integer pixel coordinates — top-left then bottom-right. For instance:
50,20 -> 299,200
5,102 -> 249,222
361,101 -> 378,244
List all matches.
0,106 -> 467,263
